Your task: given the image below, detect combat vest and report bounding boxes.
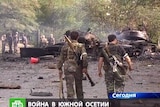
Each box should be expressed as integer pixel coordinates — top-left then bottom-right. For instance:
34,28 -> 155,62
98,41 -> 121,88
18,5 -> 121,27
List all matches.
64,41 -> 83,72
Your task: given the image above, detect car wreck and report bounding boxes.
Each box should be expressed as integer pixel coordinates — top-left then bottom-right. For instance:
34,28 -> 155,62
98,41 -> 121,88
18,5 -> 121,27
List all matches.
115,30 -> 157,57
20,29 -> 157,58
20,30 -> 101,58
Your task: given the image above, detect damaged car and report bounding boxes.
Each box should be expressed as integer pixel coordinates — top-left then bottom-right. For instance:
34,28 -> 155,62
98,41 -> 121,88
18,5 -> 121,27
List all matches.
115,30 -> 157,57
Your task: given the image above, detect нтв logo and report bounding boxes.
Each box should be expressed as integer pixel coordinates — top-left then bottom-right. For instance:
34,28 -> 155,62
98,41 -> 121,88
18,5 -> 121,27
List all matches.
9,98 -> 26,107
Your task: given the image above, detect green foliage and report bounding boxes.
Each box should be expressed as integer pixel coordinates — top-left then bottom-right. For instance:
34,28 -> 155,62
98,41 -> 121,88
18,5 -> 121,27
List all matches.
0,0 -> 159,43
0,0 -> 39,34
83,0 -> 160,42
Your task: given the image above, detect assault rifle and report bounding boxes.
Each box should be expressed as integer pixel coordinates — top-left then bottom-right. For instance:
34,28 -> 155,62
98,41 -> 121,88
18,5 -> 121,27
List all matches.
64,35 -> 95,87
59,73 -> 64,99
101,46 -> 133,80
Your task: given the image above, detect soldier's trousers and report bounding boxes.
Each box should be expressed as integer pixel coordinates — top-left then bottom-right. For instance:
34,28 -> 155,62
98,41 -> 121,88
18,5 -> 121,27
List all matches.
65,70 -> 83,100
8,42 -> 12,53
2,42 -> 6,54
105,71 -> 125,92
14,43 -> 18,53
105,71 -> 125,107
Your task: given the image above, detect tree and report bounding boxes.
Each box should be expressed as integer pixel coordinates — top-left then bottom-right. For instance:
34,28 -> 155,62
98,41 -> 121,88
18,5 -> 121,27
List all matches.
0,0 -> 39,34
82,0 -> 160,42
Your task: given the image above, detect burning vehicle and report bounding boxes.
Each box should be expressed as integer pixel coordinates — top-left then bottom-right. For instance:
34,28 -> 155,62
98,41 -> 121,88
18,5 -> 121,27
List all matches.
20,30 -> 101,58
20,29 -> 156,58
115,30 -> 157,57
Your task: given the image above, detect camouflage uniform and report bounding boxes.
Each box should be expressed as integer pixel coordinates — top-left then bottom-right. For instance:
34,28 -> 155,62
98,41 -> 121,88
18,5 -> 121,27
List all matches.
100,43 -> 128,107
40,35 -> 48,48
22,35 -> 28,48
100,43 -> 127,93
8,34 -> 13,54
48,34 -> 55,46
13,32 -> 19,53
57,40 -> 88,99
1,34 -> 7,54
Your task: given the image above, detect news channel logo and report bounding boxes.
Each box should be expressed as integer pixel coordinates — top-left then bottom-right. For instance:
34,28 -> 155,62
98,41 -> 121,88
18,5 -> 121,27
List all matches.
9,98 -> 109,107
110,92 -> 137,99
109,92 -> 160,99
9,98 -> 26,107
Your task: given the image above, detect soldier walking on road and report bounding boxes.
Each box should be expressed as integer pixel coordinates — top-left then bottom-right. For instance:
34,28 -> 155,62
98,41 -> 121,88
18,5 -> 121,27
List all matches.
98,34 -> 133,107
1,34 -> 7,54
57,31 -> 88,100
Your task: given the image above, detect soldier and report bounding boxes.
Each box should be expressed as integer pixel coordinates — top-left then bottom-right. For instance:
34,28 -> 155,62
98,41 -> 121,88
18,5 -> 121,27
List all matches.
48,34 -> 55,46
98,34 -> 133,107
57,31 -> 88,99
7,33 -> 13,54
22,33 -> 28,48
13,32 -> 19,53
40,35 -> 48,48
1,34 -> 7,54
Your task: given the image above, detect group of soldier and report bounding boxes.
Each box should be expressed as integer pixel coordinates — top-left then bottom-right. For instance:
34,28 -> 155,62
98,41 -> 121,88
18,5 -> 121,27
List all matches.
1,32 -> 28,54
40,34 -> 55,48
1,32 -> 56,54
57,30 -> 133,107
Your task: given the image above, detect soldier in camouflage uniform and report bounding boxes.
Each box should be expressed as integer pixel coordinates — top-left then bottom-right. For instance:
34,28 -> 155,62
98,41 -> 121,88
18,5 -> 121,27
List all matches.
7,33 -> 13,54
1,34 -> 7,54
13,32 -> 19,53
57,31 -> 88,99
48,34 -> 55,46
40,35 -> 48,48
98,34 -> 133,107
22,33 -> 28,48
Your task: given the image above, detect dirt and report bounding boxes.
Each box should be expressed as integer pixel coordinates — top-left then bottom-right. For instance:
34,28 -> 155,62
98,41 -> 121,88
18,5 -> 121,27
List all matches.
0,53 -> 160,107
